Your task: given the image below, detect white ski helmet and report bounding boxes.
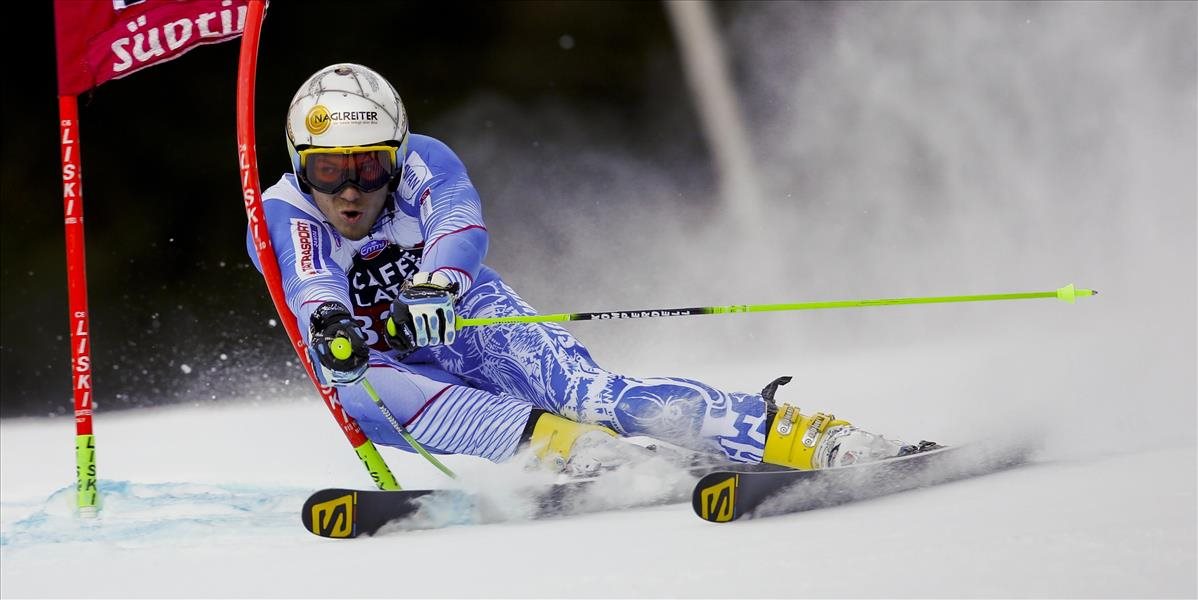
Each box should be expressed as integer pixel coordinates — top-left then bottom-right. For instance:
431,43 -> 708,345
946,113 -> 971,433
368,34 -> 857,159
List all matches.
285,63 -> 409,193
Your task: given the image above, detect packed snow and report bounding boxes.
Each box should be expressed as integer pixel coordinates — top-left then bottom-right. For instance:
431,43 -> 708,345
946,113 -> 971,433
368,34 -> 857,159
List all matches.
4,2 -> 1194,597
2,333 -> 1194,597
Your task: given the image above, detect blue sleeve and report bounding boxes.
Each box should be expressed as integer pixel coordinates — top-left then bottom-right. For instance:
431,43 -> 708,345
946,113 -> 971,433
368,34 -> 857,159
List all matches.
410,139 -> 489,293
246,198 -> 352,341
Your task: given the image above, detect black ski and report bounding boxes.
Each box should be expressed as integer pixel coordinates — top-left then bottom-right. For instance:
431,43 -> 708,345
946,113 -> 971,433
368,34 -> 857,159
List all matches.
301,453 -> 791,538
303,487 -> 452,538
302,475 -> 689,538
692,439 -> 1037,522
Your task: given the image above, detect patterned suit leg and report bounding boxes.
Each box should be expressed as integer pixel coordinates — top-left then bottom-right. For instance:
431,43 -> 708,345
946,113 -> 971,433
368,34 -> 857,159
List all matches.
431,277 -> 771,464
334,351 -> 533,462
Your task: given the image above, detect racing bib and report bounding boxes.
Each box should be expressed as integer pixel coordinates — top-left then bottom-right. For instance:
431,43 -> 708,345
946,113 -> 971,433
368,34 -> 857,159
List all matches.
347,240 -> 422,350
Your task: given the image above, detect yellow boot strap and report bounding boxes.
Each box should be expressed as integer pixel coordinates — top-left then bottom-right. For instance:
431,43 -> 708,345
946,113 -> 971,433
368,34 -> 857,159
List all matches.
529,412 -> 617,463
762,404 -> 851,470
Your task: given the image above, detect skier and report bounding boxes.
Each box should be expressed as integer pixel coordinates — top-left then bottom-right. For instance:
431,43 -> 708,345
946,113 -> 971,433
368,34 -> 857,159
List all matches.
248,63 -> 931,476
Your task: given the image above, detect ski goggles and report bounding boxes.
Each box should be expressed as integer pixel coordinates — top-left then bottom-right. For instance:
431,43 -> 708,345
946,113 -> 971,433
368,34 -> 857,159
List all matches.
297,145 -> 400,194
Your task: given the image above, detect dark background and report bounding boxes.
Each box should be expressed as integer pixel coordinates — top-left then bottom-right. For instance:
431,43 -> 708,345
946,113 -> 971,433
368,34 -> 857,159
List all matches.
3,1 -> 1193,440
1,1 -> 729,416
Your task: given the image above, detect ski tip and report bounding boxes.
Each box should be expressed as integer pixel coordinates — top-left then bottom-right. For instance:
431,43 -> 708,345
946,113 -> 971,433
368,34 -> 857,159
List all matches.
692,473 -> 740,523
302,489 -> 358,539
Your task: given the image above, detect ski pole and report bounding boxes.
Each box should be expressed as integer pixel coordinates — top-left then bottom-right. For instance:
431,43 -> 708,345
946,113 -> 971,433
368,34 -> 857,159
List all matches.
457,283 -> 1097,327
327,338 -> 457,481
362,378 -> 457,480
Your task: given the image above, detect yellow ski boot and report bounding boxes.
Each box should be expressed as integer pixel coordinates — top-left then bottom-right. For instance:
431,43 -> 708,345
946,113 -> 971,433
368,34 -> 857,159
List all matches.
522,410 -> 634,476
759,377 -> 931,470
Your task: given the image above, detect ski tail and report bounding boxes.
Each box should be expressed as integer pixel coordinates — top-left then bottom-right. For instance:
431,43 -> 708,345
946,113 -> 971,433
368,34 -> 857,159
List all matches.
693,438 -> 1039,523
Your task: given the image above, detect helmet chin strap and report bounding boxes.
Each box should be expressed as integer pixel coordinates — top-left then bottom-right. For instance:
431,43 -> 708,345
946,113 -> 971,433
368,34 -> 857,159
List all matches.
381,167 -> 403,212
296,174 -> 313,195
387,168 -> 403,193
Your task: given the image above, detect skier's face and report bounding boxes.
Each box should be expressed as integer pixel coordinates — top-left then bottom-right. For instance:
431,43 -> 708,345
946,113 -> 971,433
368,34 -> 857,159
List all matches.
312,183 -> 389,241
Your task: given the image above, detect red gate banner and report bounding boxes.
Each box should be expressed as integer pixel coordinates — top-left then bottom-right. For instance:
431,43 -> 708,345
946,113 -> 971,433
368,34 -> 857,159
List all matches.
55,0 -> 250,96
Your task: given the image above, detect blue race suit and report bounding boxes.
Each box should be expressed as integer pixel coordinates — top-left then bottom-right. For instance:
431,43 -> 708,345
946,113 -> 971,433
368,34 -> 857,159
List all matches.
248,134 -> 771,463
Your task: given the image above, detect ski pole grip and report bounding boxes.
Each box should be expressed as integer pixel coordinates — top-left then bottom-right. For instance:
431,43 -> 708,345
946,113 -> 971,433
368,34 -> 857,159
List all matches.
330,337 -> 353,360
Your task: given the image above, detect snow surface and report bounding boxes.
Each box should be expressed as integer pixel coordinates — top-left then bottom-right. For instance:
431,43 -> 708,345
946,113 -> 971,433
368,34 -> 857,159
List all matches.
4,2 -> 1195,597
2,343 -> 1194,598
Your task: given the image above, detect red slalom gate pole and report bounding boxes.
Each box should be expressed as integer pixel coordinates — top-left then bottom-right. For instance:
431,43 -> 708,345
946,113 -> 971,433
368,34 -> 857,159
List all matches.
59,95 -> 99,515
233,0 -> 399,490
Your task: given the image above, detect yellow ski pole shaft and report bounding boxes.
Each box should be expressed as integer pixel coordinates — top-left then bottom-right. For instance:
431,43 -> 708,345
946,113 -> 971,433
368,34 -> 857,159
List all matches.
359,378 -> 457,480
327,338 -> 458,480
457,284 -> 1097,327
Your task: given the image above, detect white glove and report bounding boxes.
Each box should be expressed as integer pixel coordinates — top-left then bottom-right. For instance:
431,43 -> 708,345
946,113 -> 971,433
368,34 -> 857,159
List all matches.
385,271 -> 460,354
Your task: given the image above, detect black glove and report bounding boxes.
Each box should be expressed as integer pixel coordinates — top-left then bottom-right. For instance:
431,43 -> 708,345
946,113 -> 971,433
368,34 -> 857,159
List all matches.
385,272 -> 460,357
309,301 -> 369,386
